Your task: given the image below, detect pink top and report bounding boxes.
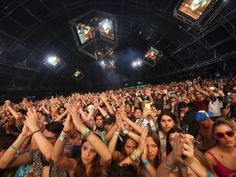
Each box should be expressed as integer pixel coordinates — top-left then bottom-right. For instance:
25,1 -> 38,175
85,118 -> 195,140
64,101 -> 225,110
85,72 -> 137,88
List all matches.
206,151 -> 236,177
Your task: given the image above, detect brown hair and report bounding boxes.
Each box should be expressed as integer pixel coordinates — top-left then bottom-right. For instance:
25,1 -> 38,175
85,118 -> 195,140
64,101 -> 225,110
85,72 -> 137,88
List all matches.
76,141 -> 103,177
212,118 -> 234,134
137,130 -> 162,176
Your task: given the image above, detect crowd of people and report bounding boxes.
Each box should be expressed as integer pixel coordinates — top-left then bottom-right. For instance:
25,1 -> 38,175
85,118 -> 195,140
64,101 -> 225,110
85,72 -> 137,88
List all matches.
0,77 -> 235,177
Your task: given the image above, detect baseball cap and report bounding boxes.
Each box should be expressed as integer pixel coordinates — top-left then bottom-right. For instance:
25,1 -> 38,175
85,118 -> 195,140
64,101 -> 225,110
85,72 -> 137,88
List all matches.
195,110 -> 213,122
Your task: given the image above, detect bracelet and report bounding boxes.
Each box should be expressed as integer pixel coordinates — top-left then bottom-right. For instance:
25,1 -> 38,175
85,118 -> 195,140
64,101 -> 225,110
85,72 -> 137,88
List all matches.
114,131 -> 123,142
164,160 -> 176,170
206,170 -> 213,177
62,129 -> 70,133
143,160 -> 150,167
132,150 -> 140,164
114,131 -> 120,136
10,145 -> 20,157
82,127 -> 91,138
31,130 -> 41,136
58,135 -> 69,144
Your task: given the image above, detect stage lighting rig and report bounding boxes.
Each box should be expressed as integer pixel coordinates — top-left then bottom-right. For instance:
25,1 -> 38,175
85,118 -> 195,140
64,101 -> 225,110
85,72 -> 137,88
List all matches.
174,0 -> 225,30
70,10 -> 118,60
44,55 -> 65,72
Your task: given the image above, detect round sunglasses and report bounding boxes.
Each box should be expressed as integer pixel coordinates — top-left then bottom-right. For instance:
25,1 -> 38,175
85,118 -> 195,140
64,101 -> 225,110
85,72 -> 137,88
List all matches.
215,130 -> 235,139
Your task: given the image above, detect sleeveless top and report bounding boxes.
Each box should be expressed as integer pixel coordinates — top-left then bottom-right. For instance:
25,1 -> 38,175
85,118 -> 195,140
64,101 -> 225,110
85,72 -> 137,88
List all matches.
206,151 -> 236,177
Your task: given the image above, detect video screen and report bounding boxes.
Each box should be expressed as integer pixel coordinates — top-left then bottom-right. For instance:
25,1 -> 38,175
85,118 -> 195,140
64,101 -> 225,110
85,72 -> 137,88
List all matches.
98,19 -> 115,40
75,22 -> 95,45
145,47 -> 160,61
178,0 -> 213,20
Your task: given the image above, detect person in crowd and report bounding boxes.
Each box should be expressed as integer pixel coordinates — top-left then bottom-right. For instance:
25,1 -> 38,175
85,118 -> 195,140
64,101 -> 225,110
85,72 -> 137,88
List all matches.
205,118 -> 236,177
178,101 -> 198,137
224,89 -> 236,123
192,80 -> 210,112
169,94 -> 179,117
157,132 -> 215,177
157,110 -> 178,157
0,134 -> 17,177
118,129 -> 161,177
0,108 -> 68,177
51,105 -> 112,177
195,110 -> 215,152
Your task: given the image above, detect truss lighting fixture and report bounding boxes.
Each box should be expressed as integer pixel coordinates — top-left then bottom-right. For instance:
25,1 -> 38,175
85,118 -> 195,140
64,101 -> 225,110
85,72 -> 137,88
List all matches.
47,56 -> 61,66
132,59 -> 143,68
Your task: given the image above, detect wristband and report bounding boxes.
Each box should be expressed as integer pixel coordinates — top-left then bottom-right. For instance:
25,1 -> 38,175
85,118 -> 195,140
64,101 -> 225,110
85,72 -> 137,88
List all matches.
206,171 -> 213,177
114,131 -> 123,142
143,160 -> 150,167
132,150 -> 140,164
82,127 -> 91,138
165,160 -> 176,170
114,131 -> 120,136
58,135 -> 69,143
10,145 -> 20,157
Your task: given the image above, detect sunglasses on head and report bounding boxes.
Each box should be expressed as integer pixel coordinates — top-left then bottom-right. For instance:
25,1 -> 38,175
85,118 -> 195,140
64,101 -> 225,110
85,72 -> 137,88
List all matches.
215,130 -> 234,139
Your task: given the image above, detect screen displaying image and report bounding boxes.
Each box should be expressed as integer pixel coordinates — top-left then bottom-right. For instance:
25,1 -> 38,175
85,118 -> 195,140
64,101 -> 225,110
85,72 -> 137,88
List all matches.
178,0 -> 213,20
75,23 -> 95,45
98,19 -> 115,40
145,47 -> 160,61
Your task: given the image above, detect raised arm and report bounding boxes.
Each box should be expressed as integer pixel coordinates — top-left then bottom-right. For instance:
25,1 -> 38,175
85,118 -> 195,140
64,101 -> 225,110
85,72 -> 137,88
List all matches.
5,100 -> 19,120
25,108 -> 53,161
100,93 -> 114,115
51,114 -> 77,174
69,105 -> 112,164
120,106 -> 144,135
0,124 -> 32,169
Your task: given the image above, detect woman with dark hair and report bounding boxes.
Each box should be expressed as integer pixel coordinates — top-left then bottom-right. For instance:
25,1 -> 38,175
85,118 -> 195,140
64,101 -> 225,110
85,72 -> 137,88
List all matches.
119,130 -> 162,177
157,110 -> 178,157
205,118 -> 236,177
51,105 -> 112,177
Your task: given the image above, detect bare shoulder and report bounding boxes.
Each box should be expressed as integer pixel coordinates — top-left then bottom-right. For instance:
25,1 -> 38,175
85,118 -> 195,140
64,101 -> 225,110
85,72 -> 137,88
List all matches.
204,147 -> 217,166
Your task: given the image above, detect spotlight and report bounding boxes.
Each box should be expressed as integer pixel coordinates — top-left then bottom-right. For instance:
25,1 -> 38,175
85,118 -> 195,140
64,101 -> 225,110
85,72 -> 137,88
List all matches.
100,60 -> 105,66
132,61 -> 138,67
47,56 -> 61,66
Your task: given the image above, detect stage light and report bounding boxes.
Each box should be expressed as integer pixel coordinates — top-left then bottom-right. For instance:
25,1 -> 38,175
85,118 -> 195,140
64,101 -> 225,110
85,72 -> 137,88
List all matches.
132,59 -> 143,68
47,56 -> 61,66
100,60 -> 105,66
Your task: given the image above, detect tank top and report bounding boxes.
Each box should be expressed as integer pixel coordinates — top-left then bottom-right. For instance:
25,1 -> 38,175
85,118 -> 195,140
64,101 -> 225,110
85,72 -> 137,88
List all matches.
206,151 -> 236,177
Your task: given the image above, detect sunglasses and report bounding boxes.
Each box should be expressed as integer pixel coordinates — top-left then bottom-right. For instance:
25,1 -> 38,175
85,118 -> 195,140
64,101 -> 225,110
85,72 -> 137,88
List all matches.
215,130 -> 235,139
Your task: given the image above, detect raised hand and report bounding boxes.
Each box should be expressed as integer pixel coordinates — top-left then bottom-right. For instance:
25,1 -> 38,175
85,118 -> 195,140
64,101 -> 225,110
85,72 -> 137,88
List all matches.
171,133 -> 184,163
137,129 -> 148,155
20,123 -> 32,137
63,114 -> 74,133
99,92 -> 107,102
181,134 -> 194,164
25,108 -> 40,132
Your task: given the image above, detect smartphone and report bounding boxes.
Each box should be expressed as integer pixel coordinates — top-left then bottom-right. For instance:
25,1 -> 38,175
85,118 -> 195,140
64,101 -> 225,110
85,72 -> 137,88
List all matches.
144,103 -> 151,110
